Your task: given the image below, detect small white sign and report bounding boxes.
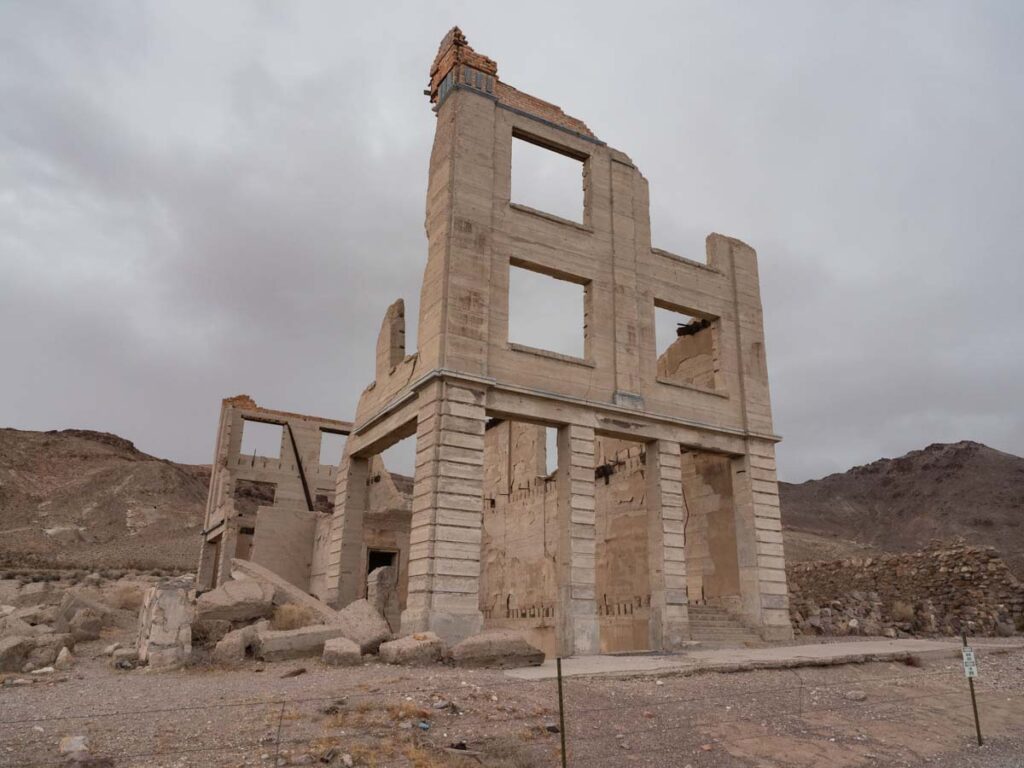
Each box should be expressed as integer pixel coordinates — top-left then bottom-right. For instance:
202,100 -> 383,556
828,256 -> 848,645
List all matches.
962,646 -> 978,679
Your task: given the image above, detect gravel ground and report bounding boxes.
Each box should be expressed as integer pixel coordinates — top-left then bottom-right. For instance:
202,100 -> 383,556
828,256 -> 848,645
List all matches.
2,636 -> 1023,768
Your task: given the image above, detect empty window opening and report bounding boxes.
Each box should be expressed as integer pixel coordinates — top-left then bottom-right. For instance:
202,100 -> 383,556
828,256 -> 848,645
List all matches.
545,427 -> 558,476
233,479 -> 277,516
314,493 -> 334,514
379,435 -> 416,479
240,420 -> 283,460
654,304 -> 719,390
319,430 -> 346,467
508,263 -> 587,359
511,134 -> 585,223
367,549 -> 397,574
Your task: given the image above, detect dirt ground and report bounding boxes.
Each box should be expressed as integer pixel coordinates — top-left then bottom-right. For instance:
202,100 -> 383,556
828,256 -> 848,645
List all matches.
2,628 -> 1024,768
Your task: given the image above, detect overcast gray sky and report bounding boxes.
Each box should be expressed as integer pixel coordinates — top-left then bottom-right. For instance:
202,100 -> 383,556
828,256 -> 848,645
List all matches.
2,1 -> 1022,483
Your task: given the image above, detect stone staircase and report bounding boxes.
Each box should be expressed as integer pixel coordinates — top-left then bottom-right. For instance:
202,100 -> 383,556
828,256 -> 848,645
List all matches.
688,605 -> 763,646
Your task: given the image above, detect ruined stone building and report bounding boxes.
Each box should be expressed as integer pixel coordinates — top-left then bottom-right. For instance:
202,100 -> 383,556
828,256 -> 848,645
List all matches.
198,28 -> 792,656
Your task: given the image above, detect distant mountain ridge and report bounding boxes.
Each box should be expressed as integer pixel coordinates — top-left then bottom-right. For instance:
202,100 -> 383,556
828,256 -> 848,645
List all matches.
0,427 -> 208,570
779,440 -> 1024,577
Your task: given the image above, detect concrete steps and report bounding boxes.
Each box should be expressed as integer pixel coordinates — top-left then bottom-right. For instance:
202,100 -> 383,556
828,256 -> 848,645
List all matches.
688,605 -> 762,646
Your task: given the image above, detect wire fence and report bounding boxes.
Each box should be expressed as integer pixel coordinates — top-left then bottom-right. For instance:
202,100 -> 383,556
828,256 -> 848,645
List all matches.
1,650 -> 1021,767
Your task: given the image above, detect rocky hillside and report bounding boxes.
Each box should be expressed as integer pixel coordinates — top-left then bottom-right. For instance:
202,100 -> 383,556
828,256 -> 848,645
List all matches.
0,428 -> 208,570
780,441 -> 1024,577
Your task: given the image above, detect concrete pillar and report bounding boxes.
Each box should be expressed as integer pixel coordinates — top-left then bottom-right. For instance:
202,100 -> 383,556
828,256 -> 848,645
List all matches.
645,440 -> 689,650
731,439 -> 793,641
399,382 -> 486,644
325,452 -> 370,608
556,424 -> 599,657
196,539 -> 217,592
216,521 -> 238,586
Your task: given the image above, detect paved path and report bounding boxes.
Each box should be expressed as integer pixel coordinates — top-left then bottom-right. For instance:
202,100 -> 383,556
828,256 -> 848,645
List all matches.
506,638 -> 1024,680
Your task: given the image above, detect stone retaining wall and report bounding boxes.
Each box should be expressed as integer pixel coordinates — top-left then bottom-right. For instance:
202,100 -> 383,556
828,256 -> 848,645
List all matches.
788,544 -> 1024,637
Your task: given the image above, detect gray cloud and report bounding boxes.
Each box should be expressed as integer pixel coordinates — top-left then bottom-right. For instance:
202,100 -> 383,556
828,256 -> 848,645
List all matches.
1,1 -> 1021,481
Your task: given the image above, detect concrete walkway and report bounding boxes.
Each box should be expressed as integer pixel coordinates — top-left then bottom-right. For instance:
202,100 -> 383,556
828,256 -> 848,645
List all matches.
506,638 -> 1024,680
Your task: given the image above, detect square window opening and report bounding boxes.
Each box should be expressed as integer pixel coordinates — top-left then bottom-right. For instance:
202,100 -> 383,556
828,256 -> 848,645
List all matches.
233,479 -> 277,516
654,303 -> 720,391
240,420 -> 283,460
319,430 -> 347,467
511,133 -> 585,223
508,263 -> 588,359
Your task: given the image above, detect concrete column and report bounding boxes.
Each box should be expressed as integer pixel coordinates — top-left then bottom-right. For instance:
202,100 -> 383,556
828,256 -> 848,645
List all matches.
556,424 -> 599,657
216,521 -> 238,586
731,440 -> 793,641
325,452 -> 370,608
400,382 -> 486,644
196,539 -> 217,592
645,440 -> 689,650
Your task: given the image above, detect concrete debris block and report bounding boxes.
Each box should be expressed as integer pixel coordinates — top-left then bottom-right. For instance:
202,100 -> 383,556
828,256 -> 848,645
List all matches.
378,632 -> 445,666
367,566 -> 400,632
336,599 -> 391,654
212,624 -> 261,665
111,648 -> 138,669
68,609 -> 104,642
54,647 -> 73,670
137,585 -> 193,669
15,582 -> 55,608
450,630 -> 545,669
195,579 -> 274,623
256,625 -> 347,661
229,559 -> 341,624
101,642 -> 121,656
321,636 -> 362,667
0,615 -> 46,638
0,636 -> 33,672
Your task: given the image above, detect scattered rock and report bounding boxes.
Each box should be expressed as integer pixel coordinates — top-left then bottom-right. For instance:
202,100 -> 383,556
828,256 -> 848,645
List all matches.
845,690 -> 867,702
101,642 -> 121,657
450,630 -> 544,668
213,624 -> 261,665
1,635 -> 34,672
54,647 -> 73,670
59,735 -> 88,757
280,667 -> 306,678
111,647 -> 138,669
321,637 -> 361,667
379,632 -> 445,666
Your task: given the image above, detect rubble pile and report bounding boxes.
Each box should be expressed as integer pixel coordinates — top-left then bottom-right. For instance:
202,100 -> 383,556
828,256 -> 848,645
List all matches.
788,544 -> 1024,638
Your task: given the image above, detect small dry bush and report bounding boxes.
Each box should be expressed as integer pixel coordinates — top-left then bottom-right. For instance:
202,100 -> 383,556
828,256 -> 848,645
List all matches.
108,585 -> 145,611
388,701 -> 431,721
891,600 -> 916,623
270,604 -> 318,630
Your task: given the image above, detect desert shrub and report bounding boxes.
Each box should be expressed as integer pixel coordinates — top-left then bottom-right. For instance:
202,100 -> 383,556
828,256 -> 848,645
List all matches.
108,584 -> 145,611
270,603 -> 318,630
891,600 -> 916,623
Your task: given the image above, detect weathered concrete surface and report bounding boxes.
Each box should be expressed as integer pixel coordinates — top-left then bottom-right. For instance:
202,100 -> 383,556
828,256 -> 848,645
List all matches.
230,559 -> 338,625
451,630 -> 544,669
195,579 -> 274,623
212,623 -> 264,665
379,632 -> 445,666
256,625 -> 347,661
336,599 -> 391,654
506,639 -> 1024,680
137,584 -> 193,669
321,636 -> 362,666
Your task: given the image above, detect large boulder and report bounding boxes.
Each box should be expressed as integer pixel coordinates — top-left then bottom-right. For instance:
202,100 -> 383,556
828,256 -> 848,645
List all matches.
0,636 -> 33,672
195,580 -> 274,624
54,590 -> 116,635
26,633 -> 74,668
0,580 -> 21,605
15,582 -> 56,607
367,566 -> 400,632
379,632 -> 445,666
137,584 -> 193,669
450,630 -> 545,669
256,625 -> 347,662
336,599 -> 390,654
321,637 -> 362,667
229,559 -> 340,624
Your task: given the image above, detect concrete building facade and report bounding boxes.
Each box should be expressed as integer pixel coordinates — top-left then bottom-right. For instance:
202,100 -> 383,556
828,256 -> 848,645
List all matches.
200,28 -> 792,656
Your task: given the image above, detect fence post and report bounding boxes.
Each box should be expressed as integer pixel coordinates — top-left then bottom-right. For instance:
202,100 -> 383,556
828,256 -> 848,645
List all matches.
557,657 -> 568,768
961,630 -> 983,746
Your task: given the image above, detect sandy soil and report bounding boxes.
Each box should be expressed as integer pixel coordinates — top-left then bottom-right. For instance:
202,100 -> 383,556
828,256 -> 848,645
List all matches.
2,629 -> 1023,768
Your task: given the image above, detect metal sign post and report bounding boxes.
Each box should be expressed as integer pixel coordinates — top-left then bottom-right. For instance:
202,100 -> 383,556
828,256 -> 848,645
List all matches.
961,630 -> 983,746
556,657 -> 568,768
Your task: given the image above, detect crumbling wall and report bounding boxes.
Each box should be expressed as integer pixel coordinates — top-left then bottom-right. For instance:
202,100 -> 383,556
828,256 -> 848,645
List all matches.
681,452 -> 740,606
788,544 -> 1024,637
